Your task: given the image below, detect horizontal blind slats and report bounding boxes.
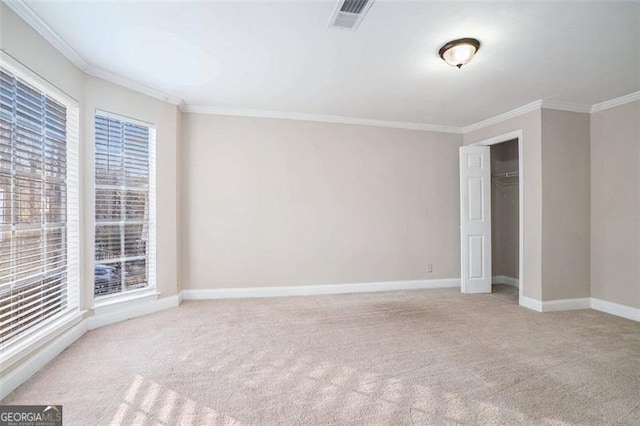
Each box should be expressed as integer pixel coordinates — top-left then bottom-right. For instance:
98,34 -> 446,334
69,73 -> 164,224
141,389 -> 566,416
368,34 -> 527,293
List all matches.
94,113 -> 151,298
0,282 -> 67,321
0,300 -> 66,342
0,65 -> 74,347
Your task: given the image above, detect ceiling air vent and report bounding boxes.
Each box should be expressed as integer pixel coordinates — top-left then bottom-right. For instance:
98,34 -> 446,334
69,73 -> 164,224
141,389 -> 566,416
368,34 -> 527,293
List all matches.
329,0 -> 375,31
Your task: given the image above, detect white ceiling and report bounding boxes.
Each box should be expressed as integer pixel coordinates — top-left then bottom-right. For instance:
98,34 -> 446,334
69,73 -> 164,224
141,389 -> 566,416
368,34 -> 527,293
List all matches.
23,1 -> 640,127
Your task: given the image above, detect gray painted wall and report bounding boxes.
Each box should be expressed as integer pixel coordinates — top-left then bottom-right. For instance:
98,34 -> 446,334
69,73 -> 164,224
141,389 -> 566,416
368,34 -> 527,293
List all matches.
591,100 -> 640,308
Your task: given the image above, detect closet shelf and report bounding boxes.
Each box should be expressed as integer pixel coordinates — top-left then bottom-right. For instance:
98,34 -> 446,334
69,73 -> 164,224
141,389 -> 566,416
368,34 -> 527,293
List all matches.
492,171 -> 519,195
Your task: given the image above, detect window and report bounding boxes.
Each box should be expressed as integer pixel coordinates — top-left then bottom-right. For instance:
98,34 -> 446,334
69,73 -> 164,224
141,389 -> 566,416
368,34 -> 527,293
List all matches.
94,112 -> 155,298
0,55 -> 79,348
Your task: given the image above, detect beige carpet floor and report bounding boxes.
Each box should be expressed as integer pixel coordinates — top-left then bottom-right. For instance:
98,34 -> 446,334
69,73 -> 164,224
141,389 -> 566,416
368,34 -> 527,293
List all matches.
3,285 -> 640,425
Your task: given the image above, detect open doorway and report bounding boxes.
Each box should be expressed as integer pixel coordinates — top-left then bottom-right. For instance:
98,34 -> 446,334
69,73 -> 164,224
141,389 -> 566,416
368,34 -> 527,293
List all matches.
490,139 -> 519,303
459,131 -> 524,306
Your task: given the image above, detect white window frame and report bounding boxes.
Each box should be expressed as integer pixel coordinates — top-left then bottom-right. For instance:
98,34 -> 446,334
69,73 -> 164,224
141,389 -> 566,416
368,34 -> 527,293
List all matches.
0,51 -> 81,367
92,110 -> 157,306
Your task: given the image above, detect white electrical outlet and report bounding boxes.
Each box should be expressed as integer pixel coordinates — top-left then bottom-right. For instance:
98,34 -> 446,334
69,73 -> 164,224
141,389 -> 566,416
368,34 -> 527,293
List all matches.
427,264 -> 433,273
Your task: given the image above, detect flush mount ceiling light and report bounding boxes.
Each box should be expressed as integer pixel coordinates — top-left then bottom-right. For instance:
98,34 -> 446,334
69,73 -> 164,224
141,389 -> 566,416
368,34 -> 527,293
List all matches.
439,38 -> 480,69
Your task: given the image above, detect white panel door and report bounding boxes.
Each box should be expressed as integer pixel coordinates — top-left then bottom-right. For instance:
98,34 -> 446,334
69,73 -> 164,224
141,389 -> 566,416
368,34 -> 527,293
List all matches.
460,146 -> 492,293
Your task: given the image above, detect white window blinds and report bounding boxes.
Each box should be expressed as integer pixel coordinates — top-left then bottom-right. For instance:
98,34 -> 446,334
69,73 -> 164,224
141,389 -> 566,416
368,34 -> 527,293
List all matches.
94,112 -> 155,298
0,62 -> 79,347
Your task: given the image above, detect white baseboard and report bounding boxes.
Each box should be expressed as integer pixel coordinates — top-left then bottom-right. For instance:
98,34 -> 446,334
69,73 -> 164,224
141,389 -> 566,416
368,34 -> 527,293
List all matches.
1,295 -> 180,401
87,294 -> 180,330
0,318 -> 88,400
182,281 -> 634,323
3,283 -> 638,403
520,296 -> 639,320
492,275 -> 519,288
591,298 -> 640,322
541,297 -> 591,312
519,295 -> 543,312
181,278 -> 461,300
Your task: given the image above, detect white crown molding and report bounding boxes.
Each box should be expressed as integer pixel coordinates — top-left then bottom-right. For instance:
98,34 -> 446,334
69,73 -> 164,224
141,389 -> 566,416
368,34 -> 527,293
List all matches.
463,100 -> 542,134
5,0 -> 639,132
84,64 -> 182,105
3,0 -> 89,70
4,0 -> 182,106
188,95 -> 610,134
590,91 -> 640,113
462,92 -> 639,134
540,100 -> 592,114
182,105 -> 464,134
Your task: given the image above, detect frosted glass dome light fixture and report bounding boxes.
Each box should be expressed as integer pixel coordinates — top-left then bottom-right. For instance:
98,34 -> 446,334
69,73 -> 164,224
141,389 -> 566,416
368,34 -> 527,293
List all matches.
439,38 -> 481,69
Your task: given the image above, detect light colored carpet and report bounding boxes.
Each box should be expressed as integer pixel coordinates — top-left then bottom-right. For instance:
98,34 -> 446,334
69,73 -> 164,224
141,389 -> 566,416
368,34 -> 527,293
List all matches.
3,285 -> 640,425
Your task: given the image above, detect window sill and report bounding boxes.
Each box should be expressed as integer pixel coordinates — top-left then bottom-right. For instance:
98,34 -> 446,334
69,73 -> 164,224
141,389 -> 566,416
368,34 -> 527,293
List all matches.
0,310 -> 86,371
89,289 -> 166,331
93,288 -> 160,311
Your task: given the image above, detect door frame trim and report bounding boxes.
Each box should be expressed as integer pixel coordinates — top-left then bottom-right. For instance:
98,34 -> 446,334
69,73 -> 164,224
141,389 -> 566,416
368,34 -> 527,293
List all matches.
470,130 -> 524,306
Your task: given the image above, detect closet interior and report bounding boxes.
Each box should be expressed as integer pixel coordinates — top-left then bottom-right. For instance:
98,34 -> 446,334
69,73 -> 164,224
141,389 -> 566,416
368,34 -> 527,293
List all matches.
490,139 -> 520,293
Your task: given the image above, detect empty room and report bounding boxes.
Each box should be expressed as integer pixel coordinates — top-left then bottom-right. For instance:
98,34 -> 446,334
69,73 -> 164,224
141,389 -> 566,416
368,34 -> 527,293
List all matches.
0,0 -> 639,425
